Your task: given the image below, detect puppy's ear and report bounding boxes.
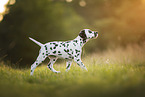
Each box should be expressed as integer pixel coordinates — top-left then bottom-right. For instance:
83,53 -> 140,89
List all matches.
79,30 -> 87,39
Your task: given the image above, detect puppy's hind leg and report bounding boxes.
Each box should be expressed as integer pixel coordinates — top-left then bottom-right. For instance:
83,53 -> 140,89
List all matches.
66,60 -> 72,72
47,56 -> 60,73
30,52 -> 47,76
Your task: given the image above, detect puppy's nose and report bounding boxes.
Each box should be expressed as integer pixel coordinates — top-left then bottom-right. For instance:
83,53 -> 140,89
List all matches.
94,31 -> 98,37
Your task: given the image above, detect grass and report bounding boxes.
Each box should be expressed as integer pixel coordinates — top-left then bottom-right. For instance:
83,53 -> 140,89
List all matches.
0,44 -> 145,97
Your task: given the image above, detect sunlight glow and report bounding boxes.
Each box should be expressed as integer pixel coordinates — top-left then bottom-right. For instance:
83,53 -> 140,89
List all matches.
0,0 -> 16,22
0,5 -> 5,13
142,0 -> 145,4
0,0 -> 9,13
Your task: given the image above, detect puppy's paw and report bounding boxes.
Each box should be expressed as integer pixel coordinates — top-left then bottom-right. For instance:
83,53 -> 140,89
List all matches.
55,71 -> 61,73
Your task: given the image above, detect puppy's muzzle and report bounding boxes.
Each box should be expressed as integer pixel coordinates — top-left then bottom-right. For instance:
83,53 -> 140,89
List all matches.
94,31 -> 98,38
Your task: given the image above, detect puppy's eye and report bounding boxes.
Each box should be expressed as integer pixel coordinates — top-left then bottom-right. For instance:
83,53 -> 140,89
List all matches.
89,31 -> 92,33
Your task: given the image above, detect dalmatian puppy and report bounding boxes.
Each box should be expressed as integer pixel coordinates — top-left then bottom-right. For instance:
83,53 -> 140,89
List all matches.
29,29 -> 98,75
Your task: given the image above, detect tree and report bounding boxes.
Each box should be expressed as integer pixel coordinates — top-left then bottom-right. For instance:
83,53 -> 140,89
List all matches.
0,0 -> 87,66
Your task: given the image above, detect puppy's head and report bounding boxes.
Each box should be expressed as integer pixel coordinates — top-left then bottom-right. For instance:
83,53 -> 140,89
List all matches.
79,29 -> 98,40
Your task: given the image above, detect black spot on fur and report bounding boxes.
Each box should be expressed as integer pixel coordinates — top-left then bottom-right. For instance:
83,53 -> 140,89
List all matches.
75,49 -> 80,54
89,30 -> 92,33
64,49 -> 69,52
77,59 -> 80,61
48,63 -> 51,70
80,42 -> 83,46
79,30 -> 87,40
48,63 -> 51,66
66,44 -> 69,47
79,30 -> 87,43
66,64 -> 70,69
77,53 -> 80,57
83,40 -> 86,43
73,40 -> 78,43
53,43 -> 58,47
81,62 -> 84,66
73,43 -> 76,46
62,44 -> 65,47
77,63 -> 80,66
67,53 -> 71,56
45,45 -> 47,50
50,47 -> 52,50
58,51 -> 61,53
49,55 -> 56,57
69,56 -> 74,59
53,51 -> 56,54
66,41 -> 70,43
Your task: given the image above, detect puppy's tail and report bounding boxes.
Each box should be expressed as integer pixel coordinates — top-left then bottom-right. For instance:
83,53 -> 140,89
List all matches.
29,37 -> 43,47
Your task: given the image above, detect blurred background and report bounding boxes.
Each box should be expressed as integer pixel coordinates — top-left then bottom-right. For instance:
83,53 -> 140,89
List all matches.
0,0 -> 145,67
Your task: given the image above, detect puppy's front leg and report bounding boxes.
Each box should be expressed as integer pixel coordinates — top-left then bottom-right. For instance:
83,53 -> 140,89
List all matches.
47,57 -> 60,73
74,57 -> 88,71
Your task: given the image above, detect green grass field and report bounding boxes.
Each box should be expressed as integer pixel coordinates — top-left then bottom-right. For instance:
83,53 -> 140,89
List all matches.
0,44 -> 145,97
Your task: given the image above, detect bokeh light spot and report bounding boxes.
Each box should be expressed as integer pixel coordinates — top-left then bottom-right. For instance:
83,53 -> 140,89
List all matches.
9,0 -> 16,5
0,14 -> 3,21
79,0 -> 86,7
66,0 -> 72,3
